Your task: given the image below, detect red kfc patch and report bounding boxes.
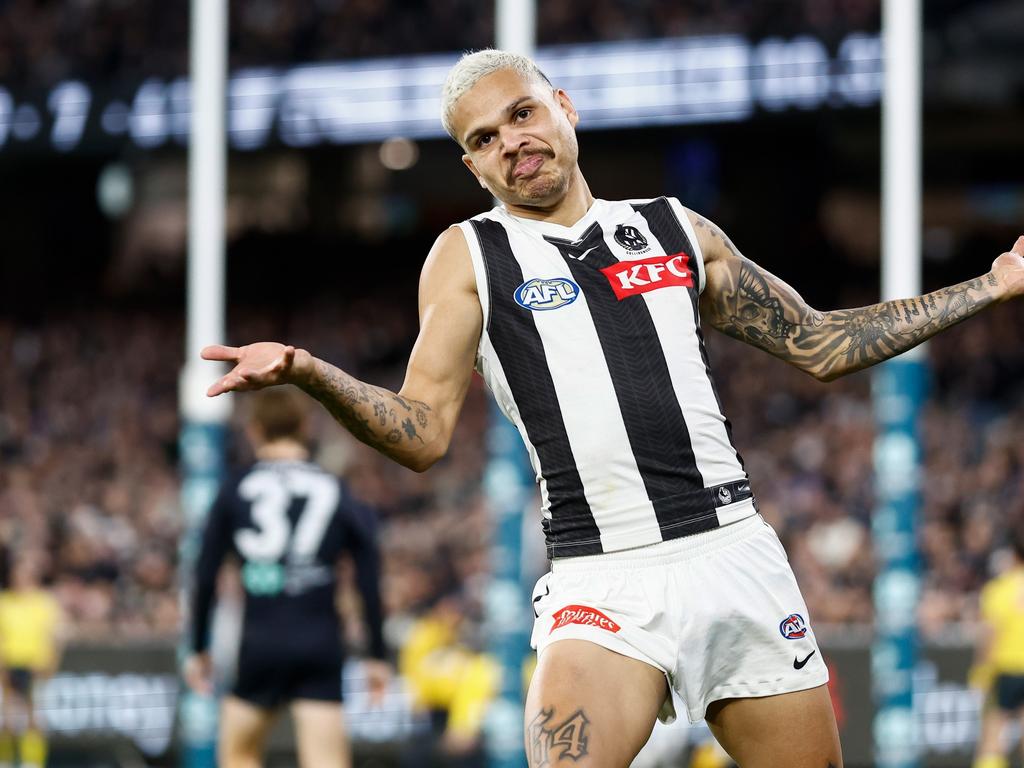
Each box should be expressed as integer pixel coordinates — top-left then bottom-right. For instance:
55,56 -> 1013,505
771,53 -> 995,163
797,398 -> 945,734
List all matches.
550,605 -> 621,634
599,252 -> 694,300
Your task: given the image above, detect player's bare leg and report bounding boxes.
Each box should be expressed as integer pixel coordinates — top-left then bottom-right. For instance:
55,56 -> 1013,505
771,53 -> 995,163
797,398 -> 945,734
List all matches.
525,639 -> 666,768
970,700 -> 1009,768
18,688 -> 46,768
219,695 -> 276,768
1018,706 -> 1024,765
705,685 -> 842,768
291,699 -> 351,768
0,682 -> 21,768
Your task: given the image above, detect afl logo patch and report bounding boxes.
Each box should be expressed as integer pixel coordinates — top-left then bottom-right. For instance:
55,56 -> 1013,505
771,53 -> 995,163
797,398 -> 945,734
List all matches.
779,613 -> 808,640
614,224 -> 649,252
514,278 -> 580,311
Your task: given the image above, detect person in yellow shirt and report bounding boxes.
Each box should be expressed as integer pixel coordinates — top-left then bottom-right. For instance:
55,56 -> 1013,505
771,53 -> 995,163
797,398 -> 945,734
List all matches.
399,592 -> 499,766
971,526 -> 1024,768
0,550 -> 65,768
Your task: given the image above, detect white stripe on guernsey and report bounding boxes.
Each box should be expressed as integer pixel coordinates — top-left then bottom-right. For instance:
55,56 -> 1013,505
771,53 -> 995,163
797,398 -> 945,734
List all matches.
476,331 -> 554,521
715,497 -> 757,527
667,198 -> 707,294
667,196 -> 743,473
457,221 -> 490,339
503,224 -> 664,552
640,209 -> 745,488
461,215 -> 553,520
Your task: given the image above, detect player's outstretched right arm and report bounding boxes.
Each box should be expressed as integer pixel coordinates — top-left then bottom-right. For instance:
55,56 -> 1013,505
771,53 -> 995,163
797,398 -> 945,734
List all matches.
203,227 -> 482,472
693,208 -> 1024,381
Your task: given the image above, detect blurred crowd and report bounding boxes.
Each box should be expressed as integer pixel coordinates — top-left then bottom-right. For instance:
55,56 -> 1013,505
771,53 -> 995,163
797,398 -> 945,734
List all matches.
0,312 -> 182,638
2,290 -> 1024,643
0,0 -> 883,90
0,291 -> 492,641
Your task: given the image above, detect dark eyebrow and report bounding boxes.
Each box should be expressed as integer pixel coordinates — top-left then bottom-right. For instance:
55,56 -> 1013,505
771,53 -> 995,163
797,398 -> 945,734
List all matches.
463,96 -> 533,147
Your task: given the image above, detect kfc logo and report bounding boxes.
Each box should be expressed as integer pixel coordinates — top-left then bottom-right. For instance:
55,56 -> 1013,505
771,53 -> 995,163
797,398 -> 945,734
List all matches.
599,252 -> 693,300
550,605 -> 621,634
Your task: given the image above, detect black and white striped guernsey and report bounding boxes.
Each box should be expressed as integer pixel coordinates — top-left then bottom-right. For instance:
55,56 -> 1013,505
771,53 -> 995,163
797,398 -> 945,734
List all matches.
458,197 -> 755,558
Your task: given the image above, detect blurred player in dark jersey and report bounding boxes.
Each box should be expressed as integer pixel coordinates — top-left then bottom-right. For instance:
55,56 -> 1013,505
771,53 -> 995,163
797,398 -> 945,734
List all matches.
183,389 -> 390,768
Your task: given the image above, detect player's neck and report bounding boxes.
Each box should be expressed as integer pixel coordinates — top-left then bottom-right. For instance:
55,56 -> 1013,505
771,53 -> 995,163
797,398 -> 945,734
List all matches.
256,440 -> 309,461
504,170 -> 594,227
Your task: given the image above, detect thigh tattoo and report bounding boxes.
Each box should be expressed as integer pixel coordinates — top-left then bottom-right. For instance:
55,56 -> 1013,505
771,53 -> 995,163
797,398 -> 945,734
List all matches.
527,708 -> 590,766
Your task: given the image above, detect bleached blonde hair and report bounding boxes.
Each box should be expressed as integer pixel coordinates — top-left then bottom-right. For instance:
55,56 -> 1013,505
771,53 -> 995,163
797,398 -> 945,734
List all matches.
441,49 -> 552,143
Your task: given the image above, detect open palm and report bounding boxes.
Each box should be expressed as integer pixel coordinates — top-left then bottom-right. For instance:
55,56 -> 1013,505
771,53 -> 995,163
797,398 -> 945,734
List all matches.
201,342 -> 300,396
992,236 -> 1024,300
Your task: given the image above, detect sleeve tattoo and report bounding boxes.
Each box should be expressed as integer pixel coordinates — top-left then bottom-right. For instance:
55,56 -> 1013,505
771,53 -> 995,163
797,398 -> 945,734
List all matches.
696,217 -> 1000,381
301,359 -> 434,453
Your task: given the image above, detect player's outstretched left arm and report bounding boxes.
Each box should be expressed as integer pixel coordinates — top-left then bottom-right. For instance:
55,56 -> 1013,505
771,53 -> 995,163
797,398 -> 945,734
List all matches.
692,210 -> 1024,381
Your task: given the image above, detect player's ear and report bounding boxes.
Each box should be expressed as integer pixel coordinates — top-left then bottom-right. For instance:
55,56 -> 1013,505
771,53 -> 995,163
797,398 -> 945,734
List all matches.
462,154 -> 489,191
554,89 -> 579,128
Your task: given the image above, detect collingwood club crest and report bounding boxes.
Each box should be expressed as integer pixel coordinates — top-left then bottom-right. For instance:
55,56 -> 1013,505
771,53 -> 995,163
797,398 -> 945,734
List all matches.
614,224 -> 649,252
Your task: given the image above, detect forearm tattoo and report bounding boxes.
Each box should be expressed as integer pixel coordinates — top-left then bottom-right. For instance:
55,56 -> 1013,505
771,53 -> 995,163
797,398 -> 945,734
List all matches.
301,359 -> 433,454
527,708 -> 590,767
696,217 -> 1000,380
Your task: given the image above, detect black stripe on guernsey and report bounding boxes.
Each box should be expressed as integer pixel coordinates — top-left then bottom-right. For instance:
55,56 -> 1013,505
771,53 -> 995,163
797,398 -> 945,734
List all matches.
545,221 -> 712,534
470,219 -> 602,556
633,197 -> 747,471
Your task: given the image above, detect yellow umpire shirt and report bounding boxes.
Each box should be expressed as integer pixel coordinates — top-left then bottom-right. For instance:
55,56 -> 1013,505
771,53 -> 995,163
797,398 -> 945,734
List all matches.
0,589 -> 61,671
399,616 -> 498,737
980,567 -> 1024,675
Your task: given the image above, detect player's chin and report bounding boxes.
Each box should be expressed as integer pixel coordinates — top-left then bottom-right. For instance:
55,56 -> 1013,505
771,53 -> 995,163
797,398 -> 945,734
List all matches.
517,175 -> 564,204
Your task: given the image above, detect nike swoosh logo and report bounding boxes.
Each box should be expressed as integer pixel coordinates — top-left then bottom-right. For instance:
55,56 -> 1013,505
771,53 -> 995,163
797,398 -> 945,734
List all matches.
794,650 -> 816,670
575,246 -> 598,261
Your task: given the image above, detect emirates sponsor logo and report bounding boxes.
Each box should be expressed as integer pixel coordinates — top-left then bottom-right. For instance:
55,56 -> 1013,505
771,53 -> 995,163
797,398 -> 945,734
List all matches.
550,604 -> 621,634
599,252 -> 693,300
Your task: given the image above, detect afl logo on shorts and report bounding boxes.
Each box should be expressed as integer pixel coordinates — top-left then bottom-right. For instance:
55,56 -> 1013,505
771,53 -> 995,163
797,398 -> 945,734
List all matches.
779,613 -> 808,640
514,278 -> 580,311
614,224 -> 649,252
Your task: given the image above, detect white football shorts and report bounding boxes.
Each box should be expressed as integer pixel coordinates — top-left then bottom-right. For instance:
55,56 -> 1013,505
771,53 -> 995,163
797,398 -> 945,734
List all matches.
530,514 -> 829,723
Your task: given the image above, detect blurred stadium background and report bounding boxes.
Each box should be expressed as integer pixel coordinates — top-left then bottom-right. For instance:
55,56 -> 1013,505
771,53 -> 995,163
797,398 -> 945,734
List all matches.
1,0 -> 1024,766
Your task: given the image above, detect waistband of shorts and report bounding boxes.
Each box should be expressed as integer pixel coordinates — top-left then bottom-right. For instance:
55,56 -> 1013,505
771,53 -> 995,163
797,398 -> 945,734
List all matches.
551,513 -> 765,573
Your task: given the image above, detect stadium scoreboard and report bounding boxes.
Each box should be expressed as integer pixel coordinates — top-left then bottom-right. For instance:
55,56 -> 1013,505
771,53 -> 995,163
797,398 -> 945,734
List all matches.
0,33 -> 881,155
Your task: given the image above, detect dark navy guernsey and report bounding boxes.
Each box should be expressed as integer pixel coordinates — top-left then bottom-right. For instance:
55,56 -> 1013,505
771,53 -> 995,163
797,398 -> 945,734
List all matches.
190,459 -> 386,661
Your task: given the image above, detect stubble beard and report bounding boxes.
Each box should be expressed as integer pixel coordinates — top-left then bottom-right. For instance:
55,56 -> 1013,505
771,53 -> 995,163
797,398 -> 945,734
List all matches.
515,165 -> 570,206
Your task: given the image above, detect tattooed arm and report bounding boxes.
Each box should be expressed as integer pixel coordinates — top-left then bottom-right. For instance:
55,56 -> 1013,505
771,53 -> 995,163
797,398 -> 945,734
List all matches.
691,211 -> 1024,382
202,227 -> 482,471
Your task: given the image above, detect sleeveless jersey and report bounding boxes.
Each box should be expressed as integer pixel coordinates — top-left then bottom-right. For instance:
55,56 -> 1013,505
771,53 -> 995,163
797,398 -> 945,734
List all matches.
458,196 -> 754,558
